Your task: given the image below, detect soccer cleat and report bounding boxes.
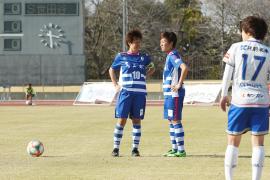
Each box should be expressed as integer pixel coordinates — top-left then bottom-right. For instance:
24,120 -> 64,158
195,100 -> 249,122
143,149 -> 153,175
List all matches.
111,148 -> 119,157
163,149 -> 177,157
176,151 -> 186,157
131,148 -> 140,157
167,151 -> 186,157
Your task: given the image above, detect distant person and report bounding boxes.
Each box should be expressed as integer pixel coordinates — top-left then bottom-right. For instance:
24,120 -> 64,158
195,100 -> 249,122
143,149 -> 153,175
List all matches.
220,16 -> 269,180
109,29 -> 155,157
160,32 -> 188,157
25,83 -> 35,105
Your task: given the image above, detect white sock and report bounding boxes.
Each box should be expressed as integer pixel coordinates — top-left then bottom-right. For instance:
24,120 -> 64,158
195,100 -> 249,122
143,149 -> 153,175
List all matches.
224,145 -> 239,180
252,146 -> 264,180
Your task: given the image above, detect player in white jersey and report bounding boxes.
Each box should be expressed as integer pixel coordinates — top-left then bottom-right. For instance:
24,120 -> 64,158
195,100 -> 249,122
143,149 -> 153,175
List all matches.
220,16 -> 269,180
109,29 -> 155,157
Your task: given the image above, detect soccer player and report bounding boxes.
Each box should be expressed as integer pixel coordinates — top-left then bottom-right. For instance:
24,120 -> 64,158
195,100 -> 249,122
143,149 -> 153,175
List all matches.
109,29 -> 155,157
220,16 -> 269,180
25,83 -> 35,105
160,32 -> 188,157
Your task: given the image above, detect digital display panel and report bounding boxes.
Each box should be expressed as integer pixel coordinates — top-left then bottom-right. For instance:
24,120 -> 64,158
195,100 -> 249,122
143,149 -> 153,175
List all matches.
25,3 -> 78,15
4,3 -> 21,15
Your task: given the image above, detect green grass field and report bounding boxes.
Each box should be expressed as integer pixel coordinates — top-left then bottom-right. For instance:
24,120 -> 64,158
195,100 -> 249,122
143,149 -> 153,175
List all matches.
0,106 -> 270,180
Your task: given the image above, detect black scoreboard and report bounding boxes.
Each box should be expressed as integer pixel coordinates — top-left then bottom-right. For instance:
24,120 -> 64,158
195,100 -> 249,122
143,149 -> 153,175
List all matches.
25,3 -> 79,15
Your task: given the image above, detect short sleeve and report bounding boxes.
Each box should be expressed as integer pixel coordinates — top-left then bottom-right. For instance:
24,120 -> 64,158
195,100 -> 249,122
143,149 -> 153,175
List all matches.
111,53 -> 122,70
144,54 -> 151,66
169,54 -> 184,68
223,44 -> 236,67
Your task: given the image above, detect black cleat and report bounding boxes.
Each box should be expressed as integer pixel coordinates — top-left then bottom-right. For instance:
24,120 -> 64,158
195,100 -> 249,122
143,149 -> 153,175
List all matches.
111,148 -> 119,157
131,148 -> 140,157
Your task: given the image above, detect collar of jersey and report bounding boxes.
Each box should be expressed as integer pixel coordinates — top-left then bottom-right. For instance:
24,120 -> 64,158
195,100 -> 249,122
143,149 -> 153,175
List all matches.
246,37 -> 261,43
168,49 -> 177,55
127,51 -> 140,55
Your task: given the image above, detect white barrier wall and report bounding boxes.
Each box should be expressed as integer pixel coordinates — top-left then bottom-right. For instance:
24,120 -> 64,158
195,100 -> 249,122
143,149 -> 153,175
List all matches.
184,84 -> 221,103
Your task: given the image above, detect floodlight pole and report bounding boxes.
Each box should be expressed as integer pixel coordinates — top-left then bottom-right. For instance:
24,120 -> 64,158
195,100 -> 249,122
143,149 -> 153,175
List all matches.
122,0 -> 128,52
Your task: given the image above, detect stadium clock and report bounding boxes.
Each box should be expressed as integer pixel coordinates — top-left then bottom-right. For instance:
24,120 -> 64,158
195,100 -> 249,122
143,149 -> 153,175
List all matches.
38,23 -> 65,49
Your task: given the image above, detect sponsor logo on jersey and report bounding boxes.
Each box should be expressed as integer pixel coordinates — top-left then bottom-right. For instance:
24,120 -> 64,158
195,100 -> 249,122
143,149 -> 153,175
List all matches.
239,82 -> 263,89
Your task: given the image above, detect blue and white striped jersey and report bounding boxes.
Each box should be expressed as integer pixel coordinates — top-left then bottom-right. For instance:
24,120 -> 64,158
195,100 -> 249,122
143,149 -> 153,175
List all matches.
111,52 -> 151,94
163,49 -> 185,98
223,38 -> 270,107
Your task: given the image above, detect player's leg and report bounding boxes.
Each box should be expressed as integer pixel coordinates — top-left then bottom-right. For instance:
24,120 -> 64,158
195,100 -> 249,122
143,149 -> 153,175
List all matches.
112,118 -> 127,157
29,95 -> 33,105
225,135 -> 241,180
25,94 -> 31,105
130,94 -> 146,157
131,118 -> 141,157
172,96 -> 185,157
163,120 -> 177,156
112,90 -> 131,157
163,97 -> 177,156
225,105 -> 249,180
165,96 -> 186,157
251,135 -> 265,180
170,119 -> 185,157
250,107 -> 268,180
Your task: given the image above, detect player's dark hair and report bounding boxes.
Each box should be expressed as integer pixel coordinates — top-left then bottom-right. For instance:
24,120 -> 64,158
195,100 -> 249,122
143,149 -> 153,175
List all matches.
240,16 -> 268,40
126,29 -> 142,48
160,32 -> 177,48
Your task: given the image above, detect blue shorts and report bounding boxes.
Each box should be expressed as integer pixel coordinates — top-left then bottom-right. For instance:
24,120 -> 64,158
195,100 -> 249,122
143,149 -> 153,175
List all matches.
227,105 -> 269,135
115,89 -> 146,119
163,96 -> 184,121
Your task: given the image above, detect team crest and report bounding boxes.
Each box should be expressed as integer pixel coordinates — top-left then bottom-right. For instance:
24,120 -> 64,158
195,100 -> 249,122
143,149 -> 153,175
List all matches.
125,62 -> 131,68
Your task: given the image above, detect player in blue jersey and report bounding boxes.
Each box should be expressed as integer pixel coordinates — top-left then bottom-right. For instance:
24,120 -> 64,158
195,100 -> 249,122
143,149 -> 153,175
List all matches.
220,16 -> 270,180
109,29 -> 155,157
160,32 -> 188,157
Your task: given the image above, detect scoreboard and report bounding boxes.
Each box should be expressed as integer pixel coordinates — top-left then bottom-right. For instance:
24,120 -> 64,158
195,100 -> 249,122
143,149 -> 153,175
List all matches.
25,3 -> 79,15
0,0 -> 85,85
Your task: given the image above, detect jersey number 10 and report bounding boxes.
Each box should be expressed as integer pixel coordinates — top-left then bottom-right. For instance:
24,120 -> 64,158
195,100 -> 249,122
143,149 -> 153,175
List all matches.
132,71 -> 141,80
242,54 -> 266,81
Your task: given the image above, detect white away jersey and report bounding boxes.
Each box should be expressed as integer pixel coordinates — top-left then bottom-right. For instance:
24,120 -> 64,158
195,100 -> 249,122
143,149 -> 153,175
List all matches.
223,38 -> 270,107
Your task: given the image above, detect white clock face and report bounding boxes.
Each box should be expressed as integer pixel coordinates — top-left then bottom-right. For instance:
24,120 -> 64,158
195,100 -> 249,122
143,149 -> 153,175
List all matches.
38,23 -> 65,49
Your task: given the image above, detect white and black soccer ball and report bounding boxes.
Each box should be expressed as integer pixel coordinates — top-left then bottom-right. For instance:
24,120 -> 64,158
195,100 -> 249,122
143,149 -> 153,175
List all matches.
27,140 -> 44,157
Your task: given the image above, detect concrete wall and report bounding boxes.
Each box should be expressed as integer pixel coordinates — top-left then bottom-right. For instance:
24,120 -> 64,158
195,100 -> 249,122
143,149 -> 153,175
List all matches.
0,55 -> 85,85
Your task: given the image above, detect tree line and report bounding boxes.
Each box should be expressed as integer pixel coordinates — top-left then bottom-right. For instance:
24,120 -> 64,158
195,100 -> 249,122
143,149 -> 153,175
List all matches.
84,0 -> 270,80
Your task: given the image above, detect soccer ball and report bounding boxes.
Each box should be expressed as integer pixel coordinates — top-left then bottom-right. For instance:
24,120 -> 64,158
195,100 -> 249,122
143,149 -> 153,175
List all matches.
27,140 -> 44,157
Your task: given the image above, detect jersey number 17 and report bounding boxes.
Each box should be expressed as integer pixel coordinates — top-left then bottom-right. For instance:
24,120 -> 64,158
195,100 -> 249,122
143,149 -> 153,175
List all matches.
242,54 -> 266,81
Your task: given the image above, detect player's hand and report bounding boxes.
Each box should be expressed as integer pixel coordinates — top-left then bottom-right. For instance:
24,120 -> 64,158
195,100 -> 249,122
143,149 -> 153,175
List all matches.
220,96 -> 228,112
171,84 -> 181,92
114,84 -> 121,93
